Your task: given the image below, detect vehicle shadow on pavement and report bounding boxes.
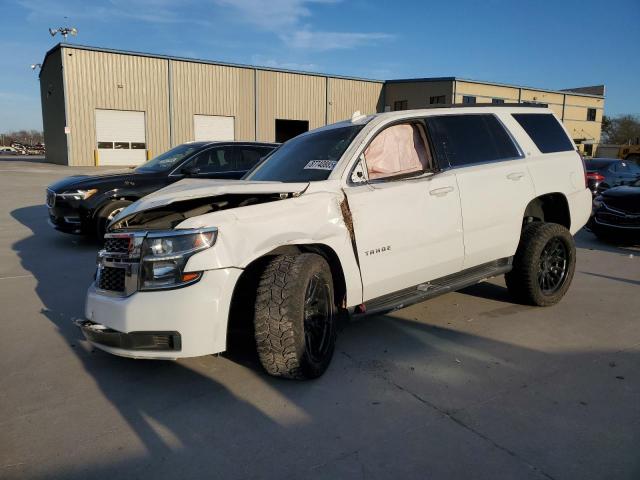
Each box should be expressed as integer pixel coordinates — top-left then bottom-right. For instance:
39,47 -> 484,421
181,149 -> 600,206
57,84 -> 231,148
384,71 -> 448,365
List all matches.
575,229 -> 639,254
9,205 -> 640,480
10,205 -> 293,479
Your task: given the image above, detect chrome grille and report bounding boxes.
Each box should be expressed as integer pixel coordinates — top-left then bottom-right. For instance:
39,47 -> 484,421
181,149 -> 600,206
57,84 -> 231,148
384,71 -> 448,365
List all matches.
104,237 -> 130,254
96,232 -> 146,297
596,212 -> 640,227
46,189 -> 55,208
98,266 -> 126,292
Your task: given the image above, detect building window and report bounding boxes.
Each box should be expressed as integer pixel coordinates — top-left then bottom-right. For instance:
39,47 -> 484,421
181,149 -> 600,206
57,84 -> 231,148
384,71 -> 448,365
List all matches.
583,144 -> 594,156
587,108 -> 596,121
429,95 -> 446,105
393,100 -> 408,111
492,98 -> 505,104
462,96 -> 476,104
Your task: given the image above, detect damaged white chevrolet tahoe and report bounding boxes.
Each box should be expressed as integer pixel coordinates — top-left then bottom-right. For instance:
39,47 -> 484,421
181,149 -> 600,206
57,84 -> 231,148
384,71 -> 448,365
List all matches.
80,105 -> 592,379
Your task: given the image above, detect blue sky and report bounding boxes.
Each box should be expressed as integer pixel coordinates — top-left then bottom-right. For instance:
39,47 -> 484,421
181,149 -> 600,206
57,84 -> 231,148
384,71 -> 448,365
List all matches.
1,0 -> 638,132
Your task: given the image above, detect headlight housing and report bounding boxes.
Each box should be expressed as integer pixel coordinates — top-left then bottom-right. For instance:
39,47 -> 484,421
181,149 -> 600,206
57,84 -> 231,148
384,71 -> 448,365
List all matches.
58,188 -> 99,200
139,228 -> 217,291
592,195 -> 604,210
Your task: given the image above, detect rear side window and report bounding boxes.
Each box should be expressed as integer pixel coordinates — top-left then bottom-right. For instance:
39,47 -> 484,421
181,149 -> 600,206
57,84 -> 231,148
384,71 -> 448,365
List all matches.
512,113 -> 575,153
425,114 -> 521,167
236,147 -> 264,170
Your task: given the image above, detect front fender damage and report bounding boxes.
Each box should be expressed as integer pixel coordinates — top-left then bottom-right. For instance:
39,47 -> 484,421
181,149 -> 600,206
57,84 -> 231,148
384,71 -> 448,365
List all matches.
111,183 -> 364,307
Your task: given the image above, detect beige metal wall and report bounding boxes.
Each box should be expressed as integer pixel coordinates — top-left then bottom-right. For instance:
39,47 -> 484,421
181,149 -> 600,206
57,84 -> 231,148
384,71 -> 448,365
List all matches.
327,78 -> 383,123
62,48 -> 170,166
454,81 -> 520,103
384,81 -> 454,110
39,49 -> 68,165
562,94 -> 604,151
170,60 -> 256,144
256,70 -> 326,141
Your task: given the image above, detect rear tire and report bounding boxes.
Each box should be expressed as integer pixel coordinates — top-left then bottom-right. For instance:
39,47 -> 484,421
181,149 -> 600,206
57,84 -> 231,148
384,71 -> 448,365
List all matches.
505,222 -> 576,306
253,253 -> 337,379
95,200 -> 132,240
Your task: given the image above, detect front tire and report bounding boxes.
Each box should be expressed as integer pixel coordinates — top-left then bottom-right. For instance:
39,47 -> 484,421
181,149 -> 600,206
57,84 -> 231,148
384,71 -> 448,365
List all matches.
95,199 -> 132,240
505,222 -> 576,306
253,253 -> 337,379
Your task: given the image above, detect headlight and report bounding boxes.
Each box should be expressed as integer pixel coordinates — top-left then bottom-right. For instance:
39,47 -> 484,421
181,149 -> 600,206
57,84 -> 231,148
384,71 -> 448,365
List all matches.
58,188 -> 98,200
592,196 -> 603,209
139,228 -> 217,291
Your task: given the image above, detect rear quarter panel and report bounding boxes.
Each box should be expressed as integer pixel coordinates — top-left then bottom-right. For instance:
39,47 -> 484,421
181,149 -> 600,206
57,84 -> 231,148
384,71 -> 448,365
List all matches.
500,112 -> 591,234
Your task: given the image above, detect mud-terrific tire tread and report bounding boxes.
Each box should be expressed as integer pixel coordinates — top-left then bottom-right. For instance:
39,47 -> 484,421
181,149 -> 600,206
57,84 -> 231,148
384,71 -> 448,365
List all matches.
505,222 -> 576,306
95,199 -> 132,239
253,253 -> 336,379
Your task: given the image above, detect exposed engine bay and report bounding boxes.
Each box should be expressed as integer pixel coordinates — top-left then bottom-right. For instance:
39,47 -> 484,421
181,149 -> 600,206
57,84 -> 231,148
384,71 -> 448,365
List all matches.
110,192 -> 293,231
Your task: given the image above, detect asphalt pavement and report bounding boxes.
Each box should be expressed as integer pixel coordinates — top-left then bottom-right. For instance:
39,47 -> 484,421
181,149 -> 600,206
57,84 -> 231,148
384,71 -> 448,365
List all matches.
1,159 -> 639,480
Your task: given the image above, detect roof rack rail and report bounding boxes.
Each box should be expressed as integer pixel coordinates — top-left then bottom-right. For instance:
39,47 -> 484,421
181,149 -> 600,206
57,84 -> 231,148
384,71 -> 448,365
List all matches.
406,103 -> 547,110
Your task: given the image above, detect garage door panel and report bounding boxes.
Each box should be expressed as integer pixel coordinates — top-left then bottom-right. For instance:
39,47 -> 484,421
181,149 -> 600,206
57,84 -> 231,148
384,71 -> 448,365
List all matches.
95,109 -> 147,166
194,115 -> 235,141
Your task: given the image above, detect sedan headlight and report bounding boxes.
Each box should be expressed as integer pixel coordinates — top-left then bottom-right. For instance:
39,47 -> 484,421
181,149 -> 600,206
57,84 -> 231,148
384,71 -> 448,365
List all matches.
58,188 -> 98,200
592,195 -> 604,209
139,227 -> 217,291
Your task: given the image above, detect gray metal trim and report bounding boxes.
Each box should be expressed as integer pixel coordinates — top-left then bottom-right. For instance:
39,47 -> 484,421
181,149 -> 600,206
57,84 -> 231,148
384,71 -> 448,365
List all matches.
43,43 -> 385,84
387,76 -> 605,99
60,47 -> 72,166
168,59 -> 174,147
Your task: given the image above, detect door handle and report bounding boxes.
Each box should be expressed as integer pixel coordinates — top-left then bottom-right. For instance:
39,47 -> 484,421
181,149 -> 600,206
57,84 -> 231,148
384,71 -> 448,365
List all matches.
429,186 -> 454,197
507,172 -> 525,181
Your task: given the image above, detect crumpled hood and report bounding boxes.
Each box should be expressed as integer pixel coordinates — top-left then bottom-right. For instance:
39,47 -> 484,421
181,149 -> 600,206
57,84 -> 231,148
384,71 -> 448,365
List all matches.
115,178 -> 310,219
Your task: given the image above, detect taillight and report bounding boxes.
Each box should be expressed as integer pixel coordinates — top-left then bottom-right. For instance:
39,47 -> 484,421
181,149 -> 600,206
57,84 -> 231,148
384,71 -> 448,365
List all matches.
586,172 -> 605,182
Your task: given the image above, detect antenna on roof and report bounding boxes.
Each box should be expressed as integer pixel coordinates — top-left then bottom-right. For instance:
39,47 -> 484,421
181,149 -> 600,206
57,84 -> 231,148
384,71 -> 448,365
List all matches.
49,26 -> 78,40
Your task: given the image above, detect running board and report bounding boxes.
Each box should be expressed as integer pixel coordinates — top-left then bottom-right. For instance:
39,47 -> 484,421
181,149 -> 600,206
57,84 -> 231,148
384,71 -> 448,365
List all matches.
353,258 -> 513,318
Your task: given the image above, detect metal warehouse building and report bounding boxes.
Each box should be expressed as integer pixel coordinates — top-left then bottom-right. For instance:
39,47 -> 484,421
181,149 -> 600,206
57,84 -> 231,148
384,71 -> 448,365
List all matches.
39,43 -> 605,166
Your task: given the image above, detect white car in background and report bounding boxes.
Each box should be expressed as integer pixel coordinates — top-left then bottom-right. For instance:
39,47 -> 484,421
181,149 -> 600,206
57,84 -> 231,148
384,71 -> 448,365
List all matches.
79,105 -> 592,380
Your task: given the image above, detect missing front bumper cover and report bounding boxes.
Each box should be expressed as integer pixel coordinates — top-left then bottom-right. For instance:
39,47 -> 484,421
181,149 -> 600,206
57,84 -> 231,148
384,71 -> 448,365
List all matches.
75,320 -> 181,351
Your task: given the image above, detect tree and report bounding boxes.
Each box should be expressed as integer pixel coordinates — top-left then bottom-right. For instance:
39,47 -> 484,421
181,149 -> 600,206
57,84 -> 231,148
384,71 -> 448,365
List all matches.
0,130 -> 44,146
601,114 -> 640,145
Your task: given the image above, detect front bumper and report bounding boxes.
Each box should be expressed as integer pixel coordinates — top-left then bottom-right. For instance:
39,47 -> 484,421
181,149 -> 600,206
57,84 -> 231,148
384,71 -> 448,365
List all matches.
82,268 -> 243,359
47,200 -> 92,234
76,320 -> 181,351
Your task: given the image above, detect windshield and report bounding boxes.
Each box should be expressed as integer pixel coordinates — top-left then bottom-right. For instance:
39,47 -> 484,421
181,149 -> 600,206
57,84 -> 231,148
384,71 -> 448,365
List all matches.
135,144 -> 202,172
245,125 -> 363,182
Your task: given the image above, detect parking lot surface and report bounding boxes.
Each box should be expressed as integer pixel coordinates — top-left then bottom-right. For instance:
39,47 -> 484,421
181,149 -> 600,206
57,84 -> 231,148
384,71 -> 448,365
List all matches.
1,159 -> 639,480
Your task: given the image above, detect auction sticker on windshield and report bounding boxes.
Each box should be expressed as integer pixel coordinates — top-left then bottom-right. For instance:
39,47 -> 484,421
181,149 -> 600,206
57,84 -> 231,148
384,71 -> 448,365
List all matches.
304,160 -> 337,170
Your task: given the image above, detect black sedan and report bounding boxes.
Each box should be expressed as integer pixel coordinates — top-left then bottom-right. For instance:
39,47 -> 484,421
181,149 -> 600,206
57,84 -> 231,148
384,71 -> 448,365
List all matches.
46,141 -> 278,238
584,158 -> 640,195
590,178 -> 640,240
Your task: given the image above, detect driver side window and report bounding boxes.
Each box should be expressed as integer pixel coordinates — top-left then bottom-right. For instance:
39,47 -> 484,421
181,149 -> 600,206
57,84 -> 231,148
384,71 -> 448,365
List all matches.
363,122 -> 433,180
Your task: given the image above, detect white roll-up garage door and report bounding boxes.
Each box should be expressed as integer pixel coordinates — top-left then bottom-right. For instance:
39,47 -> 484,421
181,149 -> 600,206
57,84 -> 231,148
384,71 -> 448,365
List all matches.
193,115 -> 235,141
95,109 -> 147,166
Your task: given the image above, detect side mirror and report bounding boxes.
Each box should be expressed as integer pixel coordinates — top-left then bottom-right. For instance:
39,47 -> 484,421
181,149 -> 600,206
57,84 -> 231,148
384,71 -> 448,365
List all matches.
181,165 -> 200,176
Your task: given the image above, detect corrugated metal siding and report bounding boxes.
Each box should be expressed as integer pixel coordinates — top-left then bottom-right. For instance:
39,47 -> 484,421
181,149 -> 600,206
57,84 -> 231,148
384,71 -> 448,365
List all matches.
63,48 -> 170,166
39,49 -> 68,165
327,78 -> 383,123
256,71 -> 326,141
170,61 -> 255,145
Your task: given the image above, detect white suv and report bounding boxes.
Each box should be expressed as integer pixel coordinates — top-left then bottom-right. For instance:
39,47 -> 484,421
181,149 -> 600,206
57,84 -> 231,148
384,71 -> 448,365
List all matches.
80,106 -> 592,379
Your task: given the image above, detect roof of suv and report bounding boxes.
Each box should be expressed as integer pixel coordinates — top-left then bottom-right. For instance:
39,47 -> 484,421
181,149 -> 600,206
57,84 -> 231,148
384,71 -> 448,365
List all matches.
185,141 -> 280,148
